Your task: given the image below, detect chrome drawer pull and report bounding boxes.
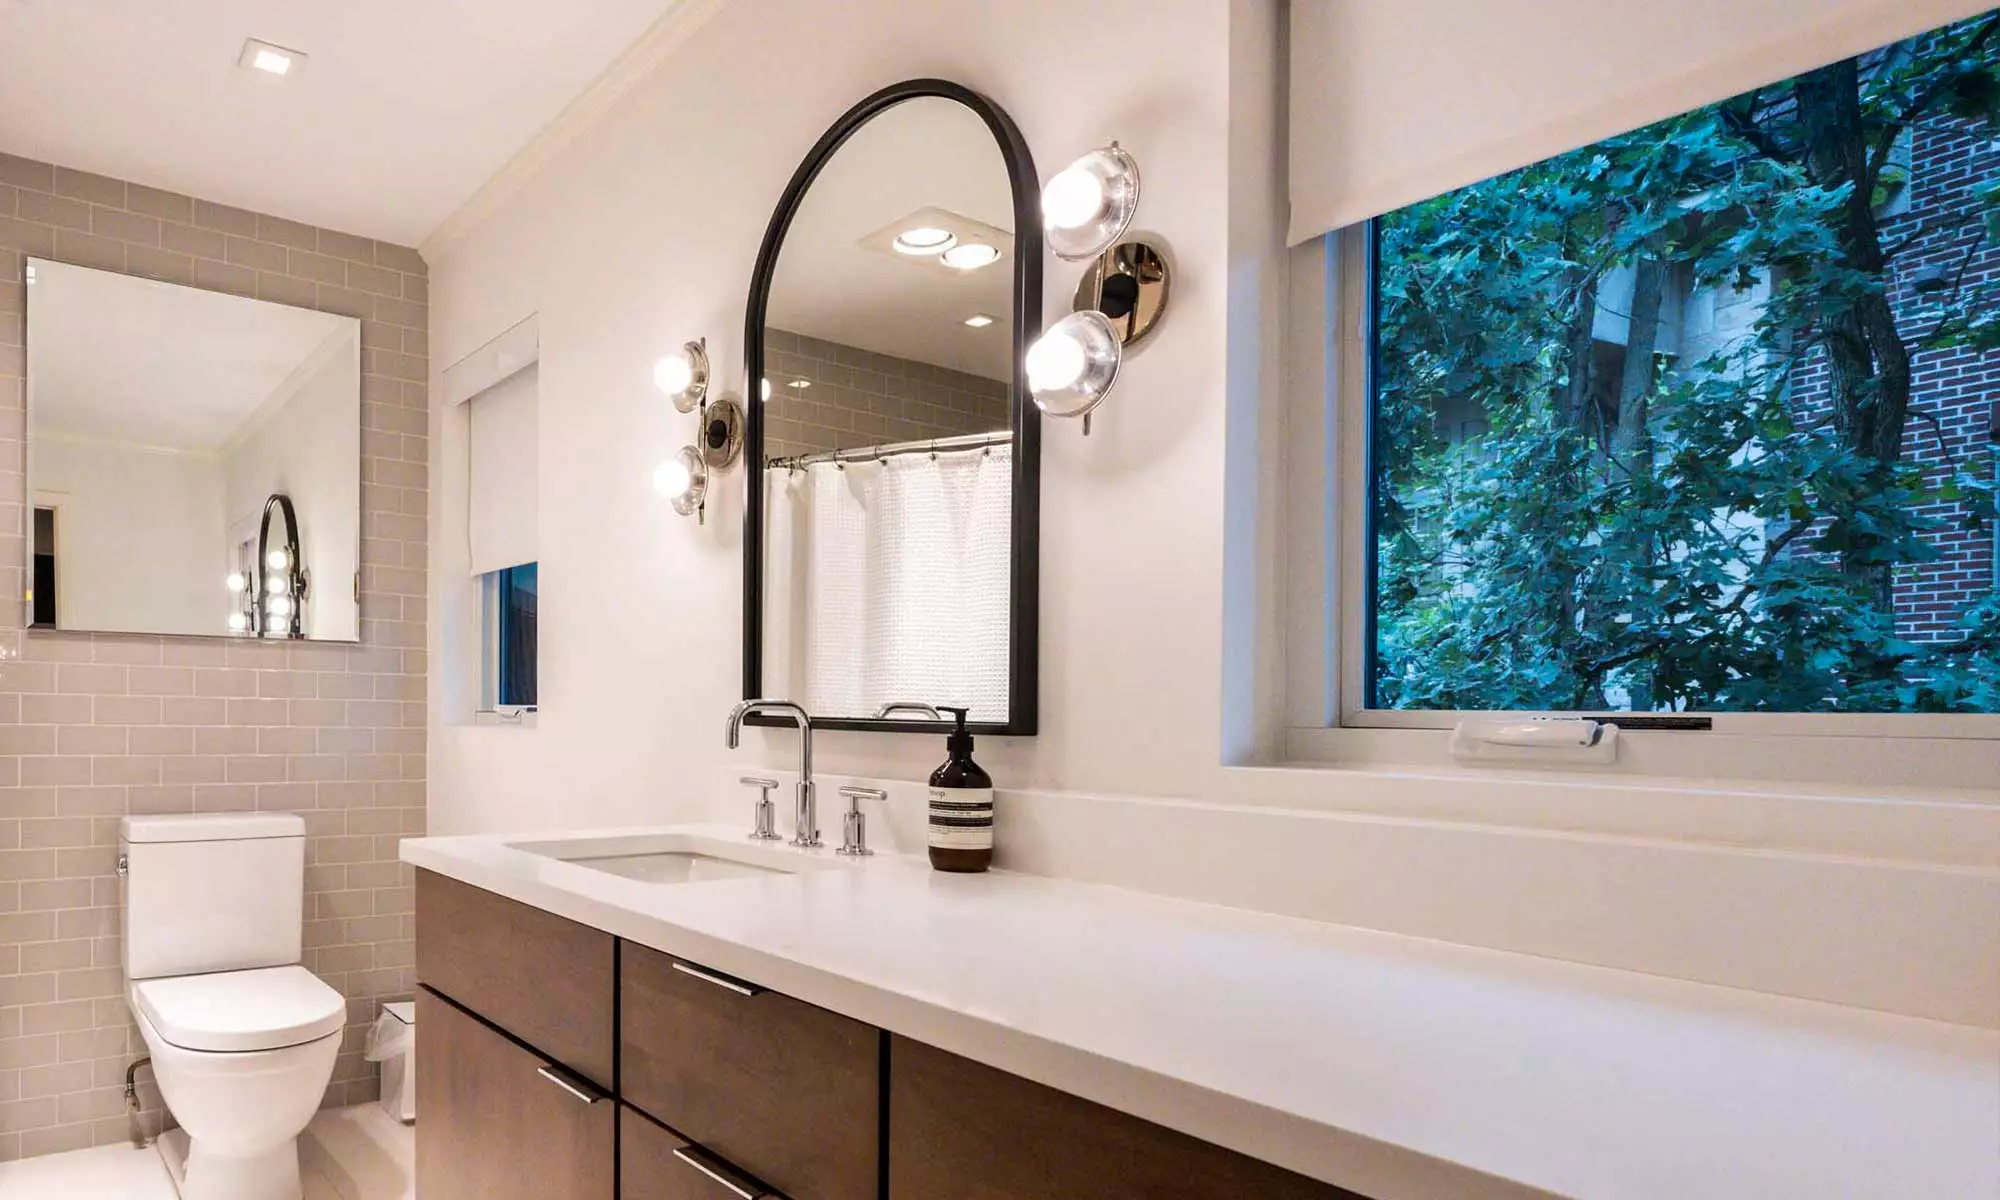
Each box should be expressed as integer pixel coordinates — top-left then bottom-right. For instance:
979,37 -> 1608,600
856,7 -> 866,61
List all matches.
534,1064 -> 605,1105
672,1146 -> 767,1199
671,960 -> 762,997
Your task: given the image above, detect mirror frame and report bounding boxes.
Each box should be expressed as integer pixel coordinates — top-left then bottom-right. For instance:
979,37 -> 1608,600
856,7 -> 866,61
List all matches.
742,78 -> 1041,736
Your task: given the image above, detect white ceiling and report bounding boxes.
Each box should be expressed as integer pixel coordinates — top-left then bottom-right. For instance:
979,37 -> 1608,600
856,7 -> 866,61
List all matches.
765,98 -> 1016,380
0,0 -> 683,246
28,258 -> 356,452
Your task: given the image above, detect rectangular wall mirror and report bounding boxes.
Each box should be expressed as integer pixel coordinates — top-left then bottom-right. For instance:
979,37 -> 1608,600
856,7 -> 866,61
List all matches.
26,258 -> 362,641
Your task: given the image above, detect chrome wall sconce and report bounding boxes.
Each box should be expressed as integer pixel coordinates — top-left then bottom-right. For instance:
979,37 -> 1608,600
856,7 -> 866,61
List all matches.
654,339 -> 711,413
1027,143 -> 1170,434
652,336 -> 744,523
1041,143 -> 1140,261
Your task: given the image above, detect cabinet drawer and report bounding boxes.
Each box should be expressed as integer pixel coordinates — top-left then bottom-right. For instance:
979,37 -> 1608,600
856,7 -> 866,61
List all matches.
621,943 -> 879,1200
889,1037 -> 1366,1199
416,870 -> 616,1087
621,1106 -> 789,1200
416,989 -> 614,1200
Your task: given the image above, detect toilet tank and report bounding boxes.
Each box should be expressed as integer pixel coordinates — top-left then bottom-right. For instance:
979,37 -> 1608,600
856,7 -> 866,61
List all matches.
121,813 -> 307,981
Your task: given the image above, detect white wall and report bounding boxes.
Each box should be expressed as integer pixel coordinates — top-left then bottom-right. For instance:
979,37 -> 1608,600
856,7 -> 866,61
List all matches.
421,0 -> 1996,1026
222,332 -> 363,641
428,0 -> 1269,834
32,439 -> 224,634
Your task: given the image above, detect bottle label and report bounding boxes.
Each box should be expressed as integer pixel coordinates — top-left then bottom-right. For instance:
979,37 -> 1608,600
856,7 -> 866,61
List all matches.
928,787 -> 994,851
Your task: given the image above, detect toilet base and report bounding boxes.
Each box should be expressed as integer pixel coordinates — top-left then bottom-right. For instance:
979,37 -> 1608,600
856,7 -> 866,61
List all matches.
158,1126 -> 304,1200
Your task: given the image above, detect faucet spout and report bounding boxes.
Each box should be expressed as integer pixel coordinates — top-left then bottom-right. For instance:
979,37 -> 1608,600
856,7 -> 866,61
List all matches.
724,699 -> 818,847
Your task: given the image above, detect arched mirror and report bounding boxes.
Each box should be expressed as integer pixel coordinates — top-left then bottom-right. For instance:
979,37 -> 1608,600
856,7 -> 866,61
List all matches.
744,80 -> 1040,735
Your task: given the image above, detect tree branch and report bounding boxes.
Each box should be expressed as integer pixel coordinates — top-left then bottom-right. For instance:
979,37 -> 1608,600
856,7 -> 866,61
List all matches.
1719,89 -> 1797,164
1882,206 -> 1990,263
1869,14 -> 2000,187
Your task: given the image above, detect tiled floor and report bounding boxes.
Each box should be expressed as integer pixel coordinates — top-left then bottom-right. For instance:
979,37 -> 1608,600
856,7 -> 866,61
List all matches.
0,1105 -> 411,1200
0,1142 -> 179,1200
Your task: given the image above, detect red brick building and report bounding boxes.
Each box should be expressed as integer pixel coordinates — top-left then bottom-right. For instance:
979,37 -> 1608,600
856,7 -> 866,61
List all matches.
1789,116 -> 2000,642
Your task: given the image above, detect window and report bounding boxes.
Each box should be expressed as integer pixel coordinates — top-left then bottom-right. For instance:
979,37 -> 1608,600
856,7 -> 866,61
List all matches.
1340,13 -> 1999,728
450,322 -> 539,721
487,562 -> 538,711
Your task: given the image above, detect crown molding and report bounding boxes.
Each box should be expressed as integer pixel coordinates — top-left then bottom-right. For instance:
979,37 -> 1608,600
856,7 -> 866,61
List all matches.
419,0 -> 736,265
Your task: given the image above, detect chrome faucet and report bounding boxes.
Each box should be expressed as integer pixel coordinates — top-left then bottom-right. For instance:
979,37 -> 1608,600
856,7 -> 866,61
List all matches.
725,699 -> 819,848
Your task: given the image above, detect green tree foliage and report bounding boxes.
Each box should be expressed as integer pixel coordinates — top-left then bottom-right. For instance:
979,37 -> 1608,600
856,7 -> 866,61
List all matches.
1373,14 -> 2000,714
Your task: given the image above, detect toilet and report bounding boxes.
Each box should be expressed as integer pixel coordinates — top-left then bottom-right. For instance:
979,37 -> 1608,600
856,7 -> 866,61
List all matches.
121,814 -> 346,1200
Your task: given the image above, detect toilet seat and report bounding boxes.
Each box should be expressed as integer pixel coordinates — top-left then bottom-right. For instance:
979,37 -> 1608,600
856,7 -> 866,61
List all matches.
133,965 -> 345,1053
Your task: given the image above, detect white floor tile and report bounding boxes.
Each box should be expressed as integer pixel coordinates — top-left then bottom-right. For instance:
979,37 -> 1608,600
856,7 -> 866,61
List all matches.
0,1142 -> 176,1200
0,1105 -> 409,1200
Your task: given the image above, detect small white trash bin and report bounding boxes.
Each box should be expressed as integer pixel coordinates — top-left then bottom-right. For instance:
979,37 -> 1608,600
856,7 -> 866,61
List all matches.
365,1000 -> 417,1122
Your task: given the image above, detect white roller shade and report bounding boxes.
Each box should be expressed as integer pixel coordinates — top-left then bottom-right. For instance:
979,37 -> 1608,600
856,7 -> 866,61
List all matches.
466,365 -> 538,576
1287,0 -> 1993,245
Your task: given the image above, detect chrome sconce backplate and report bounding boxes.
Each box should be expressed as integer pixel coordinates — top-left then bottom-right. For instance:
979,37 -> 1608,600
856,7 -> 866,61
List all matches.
1073,240 -> 1170,349
701,395 -> 745,469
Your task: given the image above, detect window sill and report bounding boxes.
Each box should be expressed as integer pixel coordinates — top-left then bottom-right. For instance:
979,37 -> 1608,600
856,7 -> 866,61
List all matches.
1218,727 -> 2000,869
473,708 -> 538,729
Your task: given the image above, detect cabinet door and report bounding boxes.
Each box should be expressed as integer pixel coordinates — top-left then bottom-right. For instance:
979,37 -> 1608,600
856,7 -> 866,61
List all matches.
621,944 -> 879,1200
622,1106 -> 787,1200
416,870 -> 617,1087
416,988 -> 615,1200
888,1037 -> 1366,1199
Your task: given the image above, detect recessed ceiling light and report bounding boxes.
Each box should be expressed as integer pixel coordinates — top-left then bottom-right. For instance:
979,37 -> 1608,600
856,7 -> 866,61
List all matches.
963,314 -> 996,328
941,242 -> 1002,271
892,227 -> 956,256
239,38 -> 307,78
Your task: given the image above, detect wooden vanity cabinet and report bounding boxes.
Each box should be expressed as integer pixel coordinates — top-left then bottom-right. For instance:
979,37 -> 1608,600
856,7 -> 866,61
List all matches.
888,1037 -> 1365,1200
416,988 -> 615,1200
416,871 -> 1367,1200
620,942 -> 880,1200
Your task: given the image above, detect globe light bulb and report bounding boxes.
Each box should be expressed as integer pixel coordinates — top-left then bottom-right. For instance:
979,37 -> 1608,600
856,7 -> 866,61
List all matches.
266,595 -> 292,618
266,548 -> 289,571
653,351 -> 694,397
1025,328 -> 1088,392
227,612 -> 250,633
653,458 -> 694,500
225,572 -> 247,594
266,574 -> 286,595
1041,165 -> 1105,231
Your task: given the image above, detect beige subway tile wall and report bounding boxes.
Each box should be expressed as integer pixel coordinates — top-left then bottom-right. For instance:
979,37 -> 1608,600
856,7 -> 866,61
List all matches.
763,328 -> 1009,461
0,153 -> 428,1162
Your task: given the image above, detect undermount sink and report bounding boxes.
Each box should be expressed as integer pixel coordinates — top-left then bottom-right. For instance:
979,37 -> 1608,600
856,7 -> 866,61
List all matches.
508,830 -> 831,884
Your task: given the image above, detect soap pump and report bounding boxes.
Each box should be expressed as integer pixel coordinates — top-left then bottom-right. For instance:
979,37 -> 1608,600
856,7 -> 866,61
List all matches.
926,706 -> 993,873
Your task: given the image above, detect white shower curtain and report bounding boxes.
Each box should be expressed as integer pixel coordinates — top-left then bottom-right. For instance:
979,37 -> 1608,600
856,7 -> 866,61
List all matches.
763,445 -> 1011,722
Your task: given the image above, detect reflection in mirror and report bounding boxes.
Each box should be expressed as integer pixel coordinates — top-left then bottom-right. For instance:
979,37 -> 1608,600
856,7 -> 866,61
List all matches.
759,96 -> 1019,725
26,259 -> 362,640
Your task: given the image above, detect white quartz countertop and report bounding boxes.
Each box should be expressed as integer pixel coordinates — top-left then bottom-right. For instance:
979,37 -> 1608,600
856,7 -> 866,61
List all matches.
401,826 -> 2000,1200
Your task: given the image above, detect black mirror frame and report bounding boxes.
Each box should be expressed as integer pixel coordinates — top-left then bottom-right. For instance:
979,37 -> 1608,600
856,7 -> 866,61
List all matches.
741,79 -> 1041,737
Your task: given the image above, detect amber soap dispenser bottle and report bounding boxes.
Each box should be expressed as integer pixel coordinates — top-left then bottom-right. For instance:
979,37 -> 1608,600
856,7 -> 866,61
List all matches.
927,706 -> 993,872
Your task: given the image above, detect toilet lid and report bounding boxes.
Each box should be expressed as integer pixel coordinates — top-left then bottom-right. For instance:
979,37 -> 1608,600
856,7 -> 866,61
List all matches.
133,965 -> 346,1053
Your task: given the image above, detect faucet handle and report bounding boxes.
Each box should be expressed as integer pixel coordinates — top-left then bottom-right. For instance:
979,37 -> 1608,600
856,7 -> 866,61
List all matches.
740,777 -> 782,841
835,786 -> 888,857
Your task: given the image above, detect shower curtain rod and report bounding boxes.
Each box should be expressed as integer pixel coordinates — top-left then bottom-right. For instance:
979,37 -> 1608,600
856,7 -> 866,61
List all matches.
767,429 -> 1012,470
